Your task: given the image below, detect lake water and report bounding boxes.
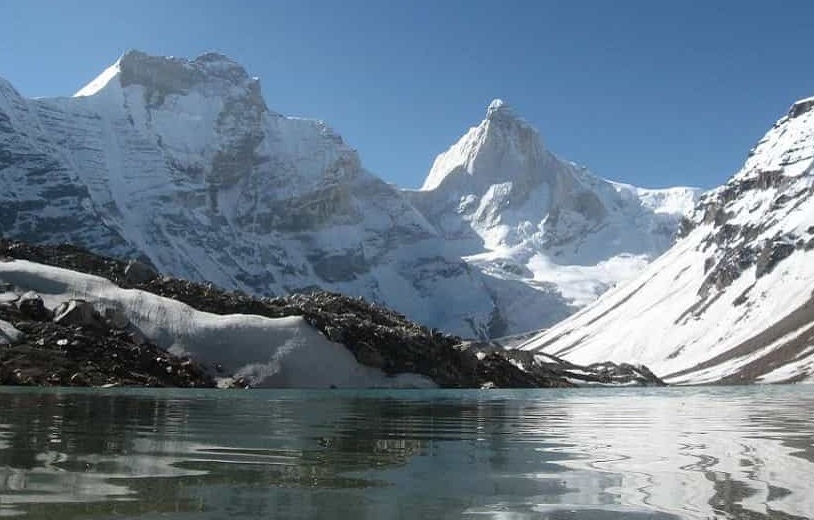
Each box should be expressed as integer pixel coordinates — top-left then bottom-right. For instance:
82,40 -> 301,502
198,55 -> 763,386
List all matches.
0,386 -> 812,520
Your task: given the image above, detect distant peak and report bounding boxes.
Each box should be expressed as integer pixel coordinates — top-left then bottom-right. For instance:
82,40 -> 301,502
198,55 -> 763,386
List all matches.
420,99 -> 545,191
118,49 -> 236,65
118,50 -> 249,82
485,98 -> 516,121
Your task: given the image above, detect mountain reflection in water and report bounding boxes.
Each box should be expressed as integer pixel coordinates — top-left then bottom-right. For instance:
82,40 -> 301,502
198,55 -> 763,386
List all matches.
0,386 -> 812,519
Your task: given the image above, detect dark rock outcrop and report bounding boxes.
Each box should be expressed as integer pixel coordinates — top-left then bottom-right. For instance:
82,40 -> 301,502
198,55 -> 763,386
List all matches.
123,259 -> 158,285
0,298 -> 214,388
17,291 -> 52,321
459,343 -> 666,387
692,168 -> 805,301
53,299 -> 107,330
755,238 -> 796,278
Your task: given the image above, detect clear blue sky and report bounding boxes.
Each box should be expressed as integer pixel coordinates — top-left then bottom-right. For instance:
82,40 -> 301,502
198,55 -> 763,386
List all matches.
1,1 -> 813,189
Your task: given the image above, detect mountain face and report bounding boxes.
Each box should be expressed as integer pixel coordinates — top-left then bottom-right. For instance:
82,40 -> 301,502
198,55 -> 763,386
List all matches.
0,51 -> 695,338
519,96 -> 814,384
406,98 -> 699,333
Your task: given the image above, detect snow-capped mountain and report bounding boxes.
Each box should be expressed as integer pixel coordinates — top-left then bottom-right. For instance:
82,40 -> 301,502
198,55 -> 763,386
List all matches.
0,51 -> 501,337
407,99 -> 699,333
0,51 -> 695,338
519,96 -> 814,384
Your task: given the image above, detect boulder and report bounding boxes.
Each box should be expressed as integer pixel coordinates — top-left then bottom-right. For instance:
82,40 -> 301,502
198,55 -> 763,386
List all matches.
124,259 -> 158,285
53,300 -> 106,330
0,319 -> 24,346
17,291 -> 51,321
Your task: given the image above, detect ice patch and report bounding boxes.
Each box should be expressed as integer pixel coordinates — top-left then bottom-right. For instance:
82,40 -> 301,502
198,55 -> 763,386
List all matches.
0,260 -> 436,389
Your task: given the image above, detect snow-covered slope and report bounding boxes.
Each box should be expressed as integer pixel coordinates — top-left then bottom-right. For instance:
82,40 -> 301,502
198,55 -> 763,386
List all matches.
0,52 -> 695,338
407,99 -> 699,333
519,96 -> 814,384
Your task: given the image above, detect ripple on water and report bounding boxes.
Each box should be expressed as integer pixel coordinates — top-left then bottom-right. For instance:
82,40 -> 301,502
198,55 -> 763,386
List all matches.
0,386 -> 812,519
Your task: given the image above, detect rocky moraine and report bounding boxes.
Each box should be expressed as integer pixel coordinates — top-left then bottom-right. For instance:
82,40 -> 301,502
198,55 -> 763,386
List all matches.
0,239 -> 664,388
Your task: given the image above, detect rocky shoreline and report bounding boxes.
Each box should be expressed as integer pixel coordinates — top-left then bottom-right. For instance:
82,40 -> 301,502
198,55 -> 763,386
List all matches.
0,239 -> 665,388
0,289 -> 215,387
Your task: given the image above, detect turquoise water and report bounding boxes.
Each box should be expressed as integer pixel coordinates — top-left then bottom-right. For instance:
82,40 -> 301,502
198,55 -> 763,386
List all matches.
0,385 -> 812,519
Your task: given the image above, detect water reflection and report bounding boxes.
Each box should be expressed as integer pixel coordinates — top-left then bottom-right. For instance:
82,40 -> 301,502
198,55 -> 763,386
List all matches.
0,386 -> 811,519
533,388 -> 814,519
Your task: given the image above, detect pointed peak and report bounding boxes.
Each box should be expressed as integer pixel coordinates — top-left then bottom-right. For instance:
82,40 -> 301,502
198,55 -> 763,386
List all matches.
485,98 -> 517,121
420,99 -> 547,192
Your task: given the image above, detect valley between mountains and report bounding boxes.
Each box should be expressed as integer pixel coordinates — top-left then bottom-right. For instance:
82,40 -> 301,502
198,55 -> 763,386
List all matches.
1,51 -> 813,386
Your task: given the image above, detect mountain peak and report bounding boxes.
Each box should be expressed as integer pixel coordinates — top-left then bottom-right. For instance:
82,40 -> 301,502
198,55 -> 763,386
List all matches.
118,50 -> 251,86
74,50 -> 254,98
117,49 -> 247,72
420,99 -> 544,191
485,98 -> 516,121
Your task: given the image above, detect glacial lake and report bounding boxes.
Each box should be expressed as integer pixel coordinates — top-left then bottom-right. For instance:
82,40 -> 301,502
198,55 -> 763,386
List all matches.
0,386 -> 812,520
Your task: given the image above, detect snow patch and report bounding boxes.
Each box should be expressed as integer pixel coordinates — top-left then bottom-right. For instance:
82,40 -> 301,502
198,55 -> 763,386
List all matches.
74,60 -> 121,97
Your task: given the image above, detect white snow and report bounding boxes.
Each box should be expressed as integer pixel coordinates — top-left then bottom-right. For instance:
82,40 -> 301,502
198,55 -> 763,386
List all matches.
526,252 -> 650,307
73,60 -> 121,97
611,181 -> 701,215
0,259 -> 436,389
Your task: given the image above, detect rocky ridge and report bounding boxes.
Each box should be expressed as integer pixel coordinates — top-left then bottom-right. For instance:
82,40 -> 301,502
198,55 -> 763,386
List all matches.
0,239 -> 665,388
